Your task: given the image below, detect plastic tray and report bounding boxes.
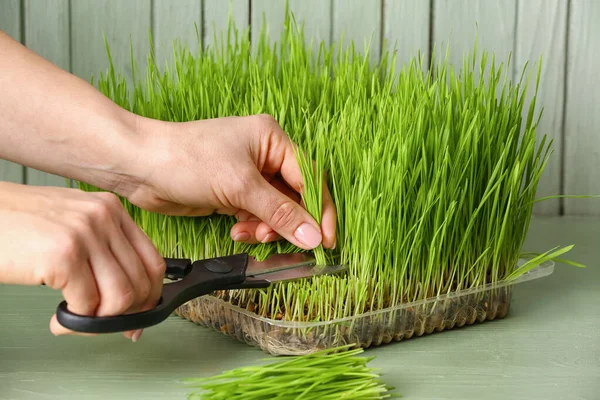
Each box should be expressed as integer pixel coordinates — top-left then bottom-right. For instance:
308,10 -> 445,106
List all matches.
174,259 -> 555,355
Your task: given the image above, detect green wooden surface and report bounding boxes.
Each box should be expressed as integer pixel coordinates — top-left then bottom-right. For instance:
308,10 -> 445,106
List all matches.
0,216 -> 598,399
22,0 -> 70,187
432,0 -> 517,115
70,0 -> 152,90
203,0 -> 249,49
515,0 -> 566,216
332,0 -> 382,65
565,1 -> 600,216
152,0 -> 202,64
383,0 -> 430,72
251,0 -> 331,57
0,0 -> 25,184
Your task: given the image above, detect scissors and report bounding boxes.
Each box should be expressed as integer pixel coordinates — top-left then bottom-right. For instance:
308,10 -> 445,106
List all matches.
55,252 -> 346,334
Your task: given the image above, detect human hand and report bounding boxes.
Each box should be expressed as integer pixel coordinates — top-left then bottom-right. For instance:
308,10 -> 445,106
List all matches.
125,114 -> 336,250
0,182 -> 166,341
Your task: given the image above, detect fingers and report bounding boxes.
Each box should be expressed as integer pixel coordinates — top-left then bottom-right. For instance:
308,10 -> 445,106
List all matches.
49,192 -> 164,343
262,124 -> 337,249
269,176 -> 302,204
239,171 -> 323,250
231,220 -> 282,244
238,161 -> 336,249
52,254 -> 144,340
285,162 -> 336,249
110,205 -> 165,341
278,145 -> 307,195
109,230 -> 152,312
51,238 -> 153,341
231,177 -> 296,244
107,230 -> 151,341
49,314 -> 97,338
320,179 -> 337,249
118,209 -> 166,311
47,254 -> 100,337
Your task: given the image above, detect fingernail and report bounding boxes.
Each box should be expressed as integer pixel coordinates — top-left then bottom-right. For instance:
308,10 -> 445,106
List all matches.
294,223 -> 322,249
332,241 -> 337,250
131,329 -> 143,343
233,232 -> 251,242
261,232 -> 278,243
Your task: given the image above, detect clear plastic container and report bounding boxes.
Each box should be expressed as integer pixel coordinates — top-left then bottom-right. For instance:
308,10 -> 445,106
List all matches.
174,259 -> 554,355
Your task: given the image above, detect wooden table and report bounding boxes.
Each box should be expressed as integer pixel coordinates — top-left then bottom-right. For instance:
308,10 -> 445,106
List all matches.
1,217 -> 598,399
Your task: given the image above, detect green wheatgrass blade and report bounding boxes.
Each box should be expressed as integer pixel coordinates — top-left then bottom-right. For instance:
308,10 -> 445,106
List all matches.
182,345 -> 398,399
77,6 -> 592,327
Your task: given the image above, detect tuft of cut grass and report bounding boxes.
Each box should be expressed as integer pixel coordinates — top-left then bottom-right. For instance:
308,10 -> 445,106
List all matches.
182,344 -> 398,399
78,10 -> 584,326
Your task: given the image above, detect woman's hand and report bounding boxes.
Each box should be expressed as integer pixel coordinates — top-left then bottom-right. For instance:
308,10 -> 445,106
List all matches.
0,182 -> 166,341
125,114 -> 337,251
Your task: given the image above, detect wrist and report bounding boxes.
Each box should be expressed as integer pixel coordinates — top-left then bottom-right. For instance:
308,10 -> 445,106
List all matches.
64,108 -> 142,196
95,112 -> 158,199
109,115 -> 175,206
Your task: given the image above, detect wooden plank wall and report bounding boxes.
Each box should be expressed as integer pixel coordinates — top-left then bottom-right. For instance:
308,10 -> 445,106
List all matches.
0,0 -> 598,216
564,1 -> 600,215
0,0 -> 24,184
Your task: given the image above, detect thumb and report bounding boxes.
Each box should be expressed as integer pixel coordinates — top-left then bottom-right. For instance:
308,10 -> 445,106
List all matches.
241,173 -> 323,250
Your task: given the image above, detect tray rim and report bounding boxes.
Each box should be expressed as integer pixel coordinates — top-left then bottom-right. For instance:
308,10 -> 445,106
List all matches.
186,258 -> 555,329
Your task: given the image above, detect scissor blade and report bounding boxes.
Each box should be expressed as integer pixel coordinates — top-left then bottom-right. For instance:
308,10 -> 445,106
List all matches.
245,252 -> 318,277
246,263 -> 347,284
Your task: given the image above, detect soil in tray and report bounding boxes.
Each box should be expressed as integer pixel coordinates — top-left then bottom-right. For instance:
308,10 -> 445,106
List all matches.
174,286 -> 512,355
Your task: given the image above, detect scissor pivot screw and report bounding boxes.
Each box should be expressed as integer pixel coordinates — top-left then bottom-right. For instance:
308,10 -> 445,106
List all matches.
204,258 -> 233,274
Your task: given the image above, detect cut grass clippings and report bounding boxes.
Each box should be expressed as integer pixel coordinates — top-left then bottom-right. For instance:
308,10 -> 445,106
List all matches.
182,344 -> 398,399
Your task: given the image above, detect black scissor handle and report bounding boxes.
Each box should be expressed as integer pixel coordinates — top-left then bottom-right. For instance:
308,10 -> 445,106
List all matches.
56,253 -> 253,334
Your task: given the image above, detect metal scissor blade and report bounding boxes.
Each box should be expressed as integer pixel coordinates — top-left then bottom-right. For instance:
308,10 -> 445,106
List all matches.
245,252 -> 318,277
247,263 -> 347,284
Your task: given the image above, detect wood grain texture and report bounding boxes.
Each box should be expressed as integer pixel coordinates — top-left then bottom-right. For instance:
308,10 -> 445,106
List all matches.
203,0 -> 249,48
433,0 -> 516,75
251,0 -> 331,54
383,0 -> 430,72
23,0 -> 70,187
0,217 -> 598,399
153,0 -> 202,66
515,0 -> 567,216
332,0 -> 382,64
0,0 -> 25,183
564,1 -> 600,215
71,0 -> 151,89
0,0 -> 21,38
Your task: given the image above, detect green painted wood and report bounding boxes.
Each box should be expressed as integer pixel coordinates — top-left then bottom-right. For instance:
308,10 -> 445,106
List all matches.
514,0 -> 567,216
204,0 -> 249,49
0,0 -> 25,184
70,0 -> 152,90
383,0 -> 430,72
251,0 -> 331,55
433,0 -> 516,79
23,0 -> 70,187
564,1 -> 600,216
152,0 -> 202,67
332,0 -> 382,64
0,0 -> 21,37
23,0 -> 70,71
0,217 -> 598,399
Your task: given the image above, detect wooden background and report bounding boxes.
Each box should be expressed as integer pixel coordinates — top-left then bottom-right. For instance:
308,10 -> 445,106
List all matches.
0,0 -> 598,217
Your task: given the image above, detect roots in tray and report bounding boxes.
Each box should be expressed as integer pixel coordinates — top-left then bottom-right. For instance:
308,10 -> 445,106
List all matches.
174,286 -> 513,355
